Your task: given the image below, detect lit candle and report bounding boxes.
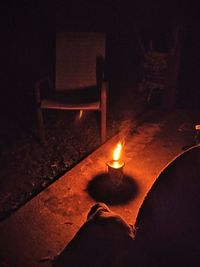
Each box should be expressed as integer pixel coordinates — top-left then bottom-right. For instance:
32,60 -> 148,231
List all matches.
107,143 -> 125,184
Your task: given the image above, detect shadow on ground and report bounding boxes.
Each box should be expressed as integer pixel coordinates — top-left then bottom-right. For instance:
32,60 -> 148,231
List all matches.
87,172 -> 138,205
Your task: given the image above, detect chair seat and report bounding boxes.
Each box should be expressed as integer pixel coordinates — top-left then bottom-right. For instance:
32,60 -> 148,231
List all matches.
41,87 -> 101,110
41,99 -> 100,110
144,80 -> 165,89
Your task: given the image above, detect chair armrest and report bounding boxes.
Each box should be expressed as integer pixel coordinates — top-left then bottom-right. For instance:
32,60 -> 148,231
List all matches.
34,76 -> 53,104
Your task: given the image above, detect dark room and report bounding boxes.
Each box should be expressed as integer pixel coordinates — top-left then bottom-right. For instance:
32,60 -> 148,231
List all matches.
1,1 -> 200,266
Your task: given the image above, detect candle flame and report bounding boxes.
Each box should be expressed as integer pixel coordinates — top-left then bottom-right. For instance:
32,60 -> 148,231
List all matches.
113,143 -> 122,161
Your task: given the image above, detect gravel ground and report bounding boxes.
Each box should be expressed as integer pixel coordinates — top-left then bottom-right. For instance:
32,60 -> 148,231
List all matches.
0,110 -> 116,220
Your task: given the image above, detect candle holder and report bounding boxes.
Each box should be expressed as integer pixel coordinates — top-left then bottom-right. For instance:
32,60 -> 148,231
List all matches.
107,159 -> 125,186
106,142 -> 125,186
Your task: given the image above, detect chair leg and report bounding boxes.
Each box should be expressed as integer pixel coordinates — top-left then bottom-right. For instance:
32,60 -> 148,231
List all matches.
101,81 -> 107,143
101,106 -> 106,143
37,107 -> 46,144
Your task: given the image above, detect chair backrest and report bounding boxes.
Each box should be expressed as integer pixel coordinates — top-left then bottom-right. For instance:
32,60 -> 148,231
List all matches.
143,51 -> 168,83
135,145 -> 200,266
55,32 -> 105,91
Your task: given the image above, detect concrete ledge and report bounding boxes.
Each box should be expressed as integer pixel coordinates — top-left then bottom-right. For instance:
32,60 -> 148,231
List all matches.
0,109 -> 196,267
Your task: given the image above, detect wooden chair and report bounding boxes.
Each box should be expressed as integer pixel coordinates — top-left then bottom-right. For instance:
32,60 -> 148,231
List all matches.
141,51 -> 169,103
35,32 -> 107,144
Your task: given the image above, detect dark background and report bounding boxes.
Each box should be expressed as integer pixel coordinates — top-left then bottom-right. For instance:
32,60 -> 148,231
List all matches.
1,0 -> 200,223
2,0 -> 200,114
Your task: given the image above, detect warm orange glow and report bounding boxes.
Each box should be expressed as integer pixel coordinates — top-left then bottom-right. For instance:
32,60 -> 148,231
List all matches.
111,160 -> 122,169
79,110 -> 83,119
113,143 -> 122,161
107,142 -> 124,170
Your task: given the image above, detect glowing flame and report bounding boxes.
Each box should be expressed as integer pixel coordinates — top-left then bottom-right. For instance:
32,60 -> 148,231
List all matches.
113,143 -> 122,161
